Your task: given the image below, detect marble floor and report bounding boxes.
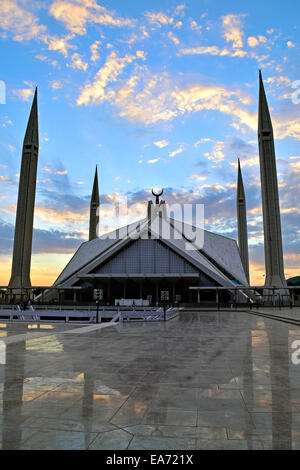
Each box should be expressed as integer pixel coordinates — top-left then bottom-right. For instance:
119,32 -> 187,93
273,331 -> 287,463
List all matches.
0,309 -> 300,450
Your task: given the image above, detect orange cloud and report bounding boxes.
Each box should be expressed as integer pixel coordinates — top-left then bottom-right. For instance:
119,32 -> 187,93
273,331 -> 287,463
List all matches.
49,0 -> 136,35
145,11 -> 174,26
222,14 -> 245,49
0,253 -> 75,286
77,50 -> 144,106
12,87 -> 34,102
34,206 -> 88,226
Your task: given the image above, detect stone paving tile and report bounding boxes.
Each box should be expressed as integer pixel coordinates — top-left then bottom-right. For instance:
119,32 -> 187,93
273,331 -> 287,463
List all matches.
22,416 -> 117,434
150,387 -> 200,410
22,429 -> 98,450
195,438 -> 264,450
142,407 -> 197,426
197,411 -> 255,428
110,399 -> 149,427
123,424 -> 226,439
88,429 -> 133,450
261,440 -> 300,450
128,436 -> 196,450
60,405 -> 119,422
0,309 -> 300,449
0,426 -> 37,450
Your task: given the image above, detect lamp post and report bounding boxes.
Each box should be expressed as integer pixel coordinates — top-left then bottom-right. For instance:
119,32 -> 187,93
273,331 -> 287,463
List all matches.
161,290 -> 169,321
94,288 -> 103,323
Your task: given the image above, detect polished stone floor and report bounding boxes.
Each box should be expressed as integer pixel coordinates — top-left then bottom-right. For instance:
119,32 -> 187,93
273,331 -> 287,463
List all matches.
0,309 -> 300,450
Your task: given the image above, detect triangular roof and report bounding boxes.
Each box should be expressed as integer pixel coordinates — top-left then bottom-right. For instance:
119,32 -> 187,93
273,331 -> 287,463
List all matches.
237,159 -> 245,202
258,70 -> 273,132
91,165 -> 99,206
24,87 -> 39,147
53,213 -> 248,288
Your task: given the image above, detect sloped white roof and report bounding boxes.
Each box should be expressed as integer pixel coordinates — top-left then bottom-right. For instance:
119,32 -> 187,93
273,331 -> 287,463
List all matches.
54,218 -> 147,286
53,213 -> 247,287
172,219 -> 248,285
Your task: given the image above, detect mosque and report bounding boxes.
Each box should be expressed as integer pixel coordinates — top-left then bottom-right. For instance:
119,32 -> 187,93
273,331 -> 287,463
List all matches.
7,72 -> 288,305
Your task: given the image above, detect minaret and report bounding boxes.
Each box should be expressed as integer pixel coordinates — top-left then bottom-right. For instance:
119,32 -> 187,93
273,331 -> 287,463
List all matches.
89,165 -> 99,240
8,88 -> 39,291
258,71 -> 287,288
236,159 -> 249,283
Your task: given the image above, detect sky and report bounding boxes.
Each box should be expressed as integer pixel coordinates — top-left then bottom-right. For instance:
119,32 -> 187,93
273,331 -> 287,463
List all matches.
0,0 -> 299,286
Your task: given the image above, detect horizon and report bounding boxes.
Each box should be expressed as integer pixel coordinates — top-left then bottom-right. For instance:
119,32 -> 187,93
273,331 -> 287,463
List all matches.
0,0 -> 299,286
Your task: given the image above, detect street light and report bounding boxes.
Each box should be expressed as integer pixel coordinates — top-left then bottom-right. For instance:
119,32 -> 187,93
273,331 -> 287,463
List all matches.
93,288 -> 103,323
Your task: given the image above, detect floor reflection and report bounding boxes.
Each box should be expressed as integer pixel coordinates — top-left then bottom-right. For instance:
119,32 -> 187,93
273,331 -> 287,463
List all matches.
267,323 -> 292,450
0,311 -> 299,449
1,325 -> 26,449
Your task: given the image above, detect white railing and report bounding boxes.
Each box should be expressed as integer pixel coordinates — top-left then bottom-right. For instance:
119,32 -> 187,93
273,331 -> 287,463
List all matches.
0,305 -> 181,324
119,306 -> 180,322
0,308 -> 97,323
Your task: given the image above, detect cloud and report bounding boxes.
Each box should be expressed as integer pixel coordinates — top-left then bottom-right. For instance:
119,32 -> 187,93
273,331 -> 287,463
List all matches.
190,20 -> 202,32
221,14 -> 245,49
35,54 -> 59,68
265,75 -> 291,87
169,146 -> 183,157
154,140 -> 169,148
90,40 -> 101,62
287,41 -> 295,48
50,80 -> 63,90
179,45 -> 248,58
136,50 -> 146,60
174,21 -> 183,29
34,206 -> 88,227
76,50 -> 144,106
275,118 -> 300,141
110,69 -> 257,132
37,178 -> 52,184
12,87 -> 34,101
42,166 -> 68,176
0,0 -> 46,42
147,158 -> 160,164
0,1 -> 75,57
69,52 -> 88,71
0,175 -> 13,183
290,161 -> 300,173
0,217 -> 83,255
46,33 -> 75,57
49,0 -> 136,35
174,5 -> 185,16
248,35 -> 267,48
168,31 -> 180,45
204,141 -> 226,163
120,26 -> 150,45
194,138 -> 214,147
145,11 -> 174,27
189,174 -> 207,182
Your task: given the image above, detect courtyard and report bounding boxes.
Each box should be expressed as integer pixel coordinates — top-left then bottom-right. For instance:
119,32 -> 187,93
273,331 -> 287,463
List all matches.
0,309 -> 300,450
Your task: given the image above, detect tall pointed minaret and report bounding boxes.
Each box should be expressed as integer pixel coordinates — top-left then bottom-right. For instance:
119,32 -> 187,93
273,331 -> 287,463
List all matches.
89,165 -> 99,240
8,88 -> 39,291
258,71 -> 287,288
236,159 -> 250,283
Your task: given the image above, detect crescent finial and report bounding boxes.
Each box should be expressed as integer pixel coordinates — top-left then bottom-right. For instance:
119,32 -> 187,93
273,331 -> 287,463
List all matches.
151,188 -> 163,204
